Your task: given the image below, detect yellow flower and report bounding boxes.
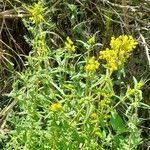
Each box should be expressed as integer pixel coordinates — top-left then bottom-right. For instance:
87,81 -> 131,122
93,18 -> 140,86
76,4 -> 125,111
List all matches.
51,103 -> 62,112
110,35 -> 138,53
91,113 -> 97,119
99,48 -> 118,73
99,35 -> 138,74
64,37 -> 76,52
85,57 -> 100,72
66,36 -> 73,45
90,113 -> 98,124
36,32 -> 48,56
28,2 -> 45,23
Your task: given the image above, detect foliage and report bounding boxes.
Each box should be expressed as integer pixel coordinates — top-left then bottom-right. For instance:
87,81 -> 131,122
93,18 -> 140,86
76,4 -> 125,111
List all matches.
0,1 -> 146,149
0,0 -> 150,149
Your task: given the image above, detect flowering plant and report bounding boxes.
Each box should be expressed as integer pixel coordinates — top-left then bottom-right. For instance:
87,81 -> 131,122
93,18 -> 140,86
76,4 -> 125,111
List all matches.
4,2 -> 144,150
99,35 -> 138,75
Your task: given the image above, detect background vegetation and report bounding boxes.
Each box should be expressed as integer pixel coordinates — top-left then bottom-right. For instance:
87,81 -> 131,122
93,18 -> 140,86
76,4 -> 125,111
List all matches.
0,0 -> 150,149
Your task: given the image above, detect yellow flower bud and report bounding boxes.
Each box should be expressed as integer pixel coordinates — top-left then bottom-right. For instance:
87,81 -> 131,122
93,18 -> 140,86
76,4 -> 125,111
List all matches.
51,103 -> 62,112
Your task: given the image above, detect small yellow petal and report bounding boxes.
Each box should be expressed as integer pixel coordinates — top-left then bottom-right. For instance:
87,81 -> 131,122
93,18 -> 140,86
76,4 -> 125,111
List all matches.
51,103 -> 62,112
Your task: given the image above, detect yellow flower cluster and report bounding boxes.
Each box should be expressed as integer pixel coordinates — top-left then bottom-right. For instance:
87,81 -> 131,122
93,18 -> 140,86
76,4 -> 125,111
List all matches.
51,103 -> 62,112
64,37 -> 76,52
99,35 -> 138,74
90,113 -> 98,124
85,57 -> 100,72
127,80 -> 144,96
100,92 -> 112,108
29,2 -> 45,23
37,32 -> 48,57
110,35 -> 137,55
99,49 -> 118,72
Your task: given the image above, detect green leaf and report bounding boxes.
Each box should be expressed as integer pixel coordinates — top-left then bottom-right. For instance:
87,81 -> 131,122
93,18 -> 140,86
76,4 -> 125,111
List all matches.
113,135 -> 125,149
110,110 -> 126,133
132,0 -> 141,5
83,103 -> 93,124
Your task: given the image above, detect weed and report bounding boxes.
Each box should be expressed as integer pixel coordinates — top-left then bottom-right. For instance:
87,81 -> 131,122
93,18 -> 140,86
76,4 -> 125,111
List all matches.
1,0 -> 149,149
